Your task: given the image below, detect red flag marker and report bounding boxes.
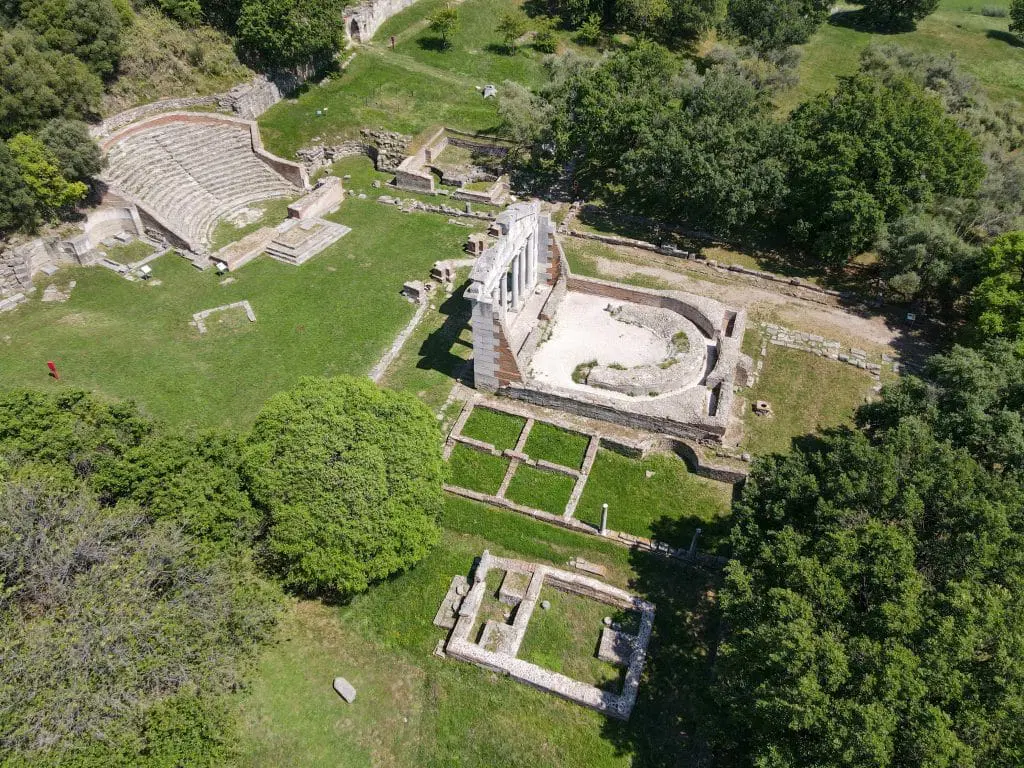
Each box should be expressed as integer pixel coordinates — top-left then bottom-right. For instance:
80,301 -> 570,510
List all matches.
46,361 -> 59,380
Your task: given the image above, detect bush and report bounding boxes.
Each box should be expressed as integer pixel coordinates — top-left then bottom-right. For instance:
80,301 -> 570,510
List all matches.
1012,0 -> 1024,34
533,19 -> 558,53
980,4 -> 1007,16
38,119 -> 105,184
243,377 -> 444,599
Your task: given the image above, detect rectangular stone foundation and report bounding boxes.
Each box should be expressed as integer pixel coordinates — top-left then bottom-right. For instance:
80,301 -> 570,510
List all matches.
439,550 -> 655,720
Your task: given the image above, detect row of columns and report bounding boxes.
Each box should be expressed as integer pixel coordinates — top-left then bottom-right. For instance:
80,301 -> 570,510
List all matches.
492,233 -> 538,316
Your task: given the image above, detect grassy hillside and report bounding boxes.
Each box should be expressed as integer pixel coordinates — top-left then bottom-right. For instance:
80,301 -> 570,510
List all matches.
781,0 -> 1024,111
102,8 -> 254,115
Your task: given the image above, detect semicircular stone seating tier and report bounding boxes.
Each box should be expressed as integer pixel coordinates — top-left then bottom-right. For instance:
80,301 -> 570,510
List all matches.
102,120 -> 298,250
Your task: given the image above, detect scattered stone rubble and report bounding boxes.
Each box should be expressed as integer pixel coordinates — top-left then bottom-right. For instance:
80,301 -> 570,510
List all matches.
759,323 -> 899,378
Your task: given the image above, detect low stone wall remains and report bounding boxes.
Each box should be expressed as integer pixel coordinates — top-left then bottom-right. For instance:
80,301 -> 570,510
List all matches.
288,176 -> 343,219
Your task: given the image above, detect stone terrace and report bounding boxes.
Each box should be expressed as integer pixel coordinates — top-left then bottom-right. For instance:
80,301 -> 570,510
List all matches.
102,115 -> 301,252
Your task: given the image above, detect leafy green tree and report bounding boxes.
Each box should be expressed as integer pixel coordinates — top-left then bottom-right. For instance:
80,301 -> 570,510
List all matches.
0,141 -> 37,232
533,17 -> 558,52
716,421 -> 1024,767
576,12 -> 602,43
859,0 -> 938,26
665,0 -> 726,41
429,5 -> 458,49
497,9 -> 528,52
969,231 -> 1024,343
786,72 -> 984,264
6,133 -> 87,222
727,0 -> 831,49
38,119 -> 105,184
1012,0 -> 1024,37
236,0 -> 343,68
877,212 -> 981,314
0,30 -> 102,138
536,45 -> 791,232
617,0 -> 671,34
859,338 -> 1024,475
242,377 -> 444,600
18,0 -> 124,77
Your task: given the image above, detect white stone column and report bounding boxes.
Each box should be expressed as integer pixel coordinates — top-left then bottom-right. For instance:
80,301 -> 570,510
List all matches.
511,256 -> 520,310
517,248 -> 526,300
527,234 -> 537,289
499,274 -> 507,314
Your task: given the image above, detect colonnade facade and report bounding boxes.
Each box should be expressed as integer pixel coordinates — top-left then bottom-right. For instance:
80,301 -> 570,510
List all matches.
493,232 -> 537,316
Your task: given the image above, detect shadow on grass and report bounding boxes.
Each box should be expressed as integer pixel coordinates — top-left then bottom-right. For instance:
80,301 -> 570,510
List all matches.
601,551 -> 725,767
413,280 -> 473,380
828,9 -> 917,33
987,29 -> 1024,48
417,36 -> 452,52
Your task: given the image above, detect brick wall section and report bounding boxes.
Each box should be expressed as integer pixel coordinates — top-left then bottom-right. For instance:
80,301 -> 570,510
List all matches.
493,318 -> 523,386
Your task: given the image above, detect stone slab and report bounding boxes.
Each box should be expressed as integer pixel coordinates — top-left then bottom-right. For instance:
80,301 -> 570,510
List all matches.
597,628 -> 634,667
333,676 -> 357,703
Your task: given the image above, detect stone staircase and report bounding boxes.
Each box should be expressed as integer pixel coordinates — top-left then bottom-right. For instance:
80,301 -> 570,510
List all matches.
264,218 -> 351,266
103,121 -> 298,250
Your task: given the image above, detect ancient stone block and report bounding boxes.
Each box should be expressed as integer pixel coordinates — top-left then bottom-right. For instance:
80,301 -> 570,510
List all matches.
332,676 -> 357,703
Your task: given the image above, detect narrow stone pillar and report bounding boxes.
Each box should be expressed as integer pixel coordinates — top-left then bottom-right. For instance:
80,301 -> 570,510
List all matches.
527,233 -> 537,288
600,503 -> 608,536
499,274 -> 507,313
687,527 -> 702,559
516,248 -> 525,302
511,256 -> 520,310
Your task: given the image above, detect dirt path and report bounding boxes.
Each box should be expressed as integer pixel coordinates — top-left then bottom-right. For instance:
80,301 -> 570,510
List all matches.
584,249 -> 921,358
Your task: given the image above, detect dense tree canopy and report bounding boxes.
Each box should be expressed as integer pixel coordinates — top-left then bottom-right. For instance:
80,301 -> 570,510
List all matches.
1013,0 -> 1023,37
38,118 -> 105,184
0,391 -> 279,767
968,231 -> 1024,345
726,0 -> 831,50
0,29 -> 102,138
18,0 -> 124,77
527,44 -> 791,233
859,339 -> 1024,476
858,0 -> 938,26
786,72 -> 984,263
717,421 -> 1024,767
236,0 -> 342,68
242,376 -> 444,599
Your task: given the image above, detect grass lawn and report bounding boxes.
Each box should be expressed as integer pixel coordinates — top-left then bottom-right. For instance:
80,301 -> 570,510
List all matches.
231,496 -> 722,767
97,239 -> 156,264
379,278 -> 473,415
460,407 -> 526,450
0,200 -> 469,430
258,52 -> 501,159
505,463 -> 576,514
375,0 -> 553,90
576,450 -> 734,554
742,345 -> 875,456
209,198 -> 295,251
781,0 -> 1024,112
448,443 -> 511,494
523,421 -> 590,469
518,586 -> 624,690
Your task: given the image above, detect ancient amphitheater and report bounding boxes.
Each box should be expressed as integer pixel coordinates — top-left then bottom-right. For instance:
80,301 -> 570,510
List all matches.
100,113 -> 308,254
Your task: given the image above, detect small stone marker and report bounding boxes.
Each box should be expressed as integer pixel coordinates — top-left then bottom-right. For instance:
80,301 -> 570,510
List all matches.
603,616 -> 613,627
644,470 -> 655,479
541,600 -> 551,610
333,676 -> 357,703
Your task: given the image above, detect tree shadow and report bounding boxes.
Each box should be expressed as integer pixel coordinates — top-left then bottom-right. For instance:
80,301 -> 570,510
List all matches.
600,550 -> 727,767
417,37 -> 450,53
987,29 -> 1024,48
412,281 -> 473,381
484,42 -> 516,56
828,9 -> 917,34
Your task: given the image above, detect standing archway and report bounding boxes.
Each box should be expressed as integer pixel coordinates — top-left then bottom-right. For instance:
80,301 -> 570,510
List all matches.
349,18 -> 361,42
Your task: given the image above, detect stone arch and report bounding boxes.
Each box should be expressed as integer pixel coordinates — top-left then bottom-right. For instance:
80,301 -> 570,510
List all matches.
349,18 -> 361,42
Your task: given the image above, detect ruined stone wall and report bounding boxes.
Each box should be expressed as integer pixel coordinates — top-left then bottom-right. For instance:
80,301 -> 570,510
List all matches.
343,0 -> 420,41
